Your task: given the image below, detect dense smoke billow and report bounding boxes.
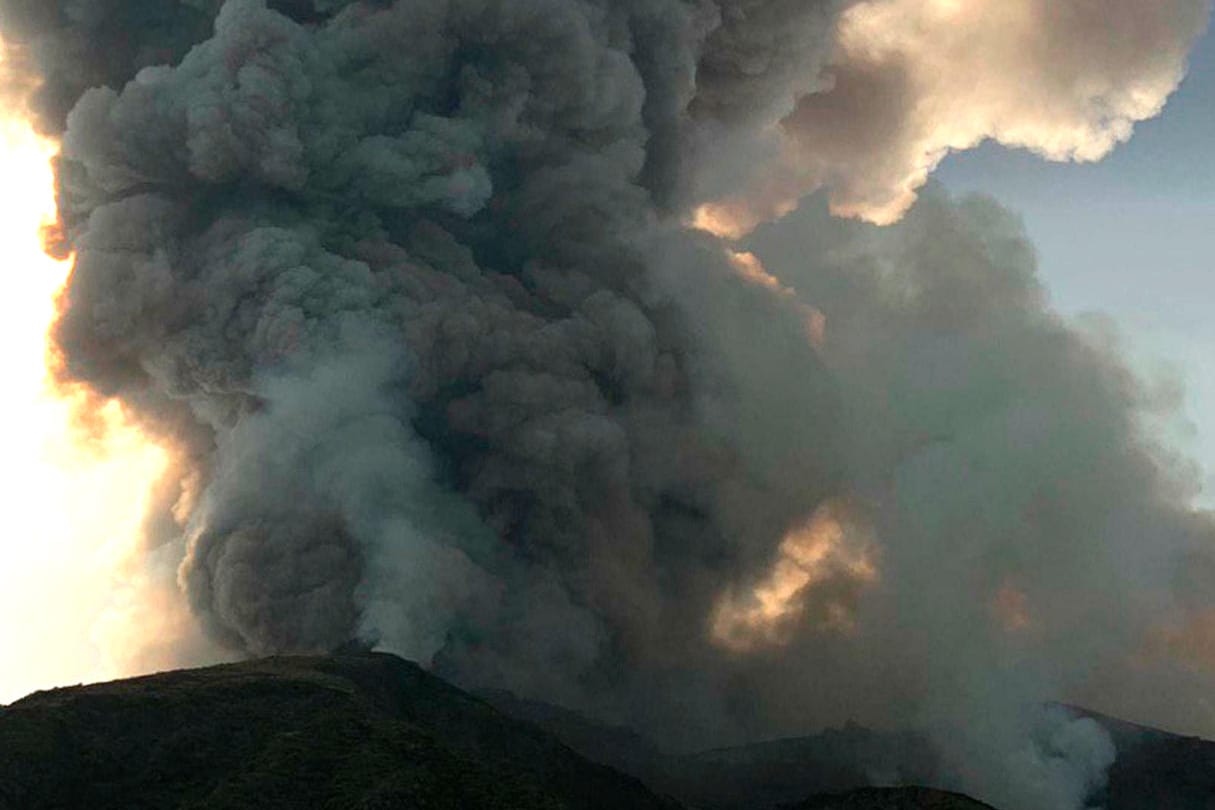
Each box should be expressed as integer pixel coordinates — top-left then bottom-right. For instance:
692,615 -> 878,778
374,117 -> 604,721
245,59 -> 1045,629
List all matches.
2,1 -> 1213,808
711,0 -> 1213,226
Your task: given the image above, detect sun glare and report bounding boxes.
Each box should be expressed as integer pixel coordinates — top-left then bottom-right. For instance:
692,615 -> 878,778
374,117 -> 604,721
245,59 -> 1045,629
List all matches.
0,109 -> 169,704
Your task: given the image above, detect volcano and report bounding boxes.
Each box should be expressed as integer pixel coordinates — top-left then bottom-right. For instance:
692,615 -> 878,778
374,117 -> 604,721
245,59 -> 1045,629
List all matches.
4,652 -> 1215,809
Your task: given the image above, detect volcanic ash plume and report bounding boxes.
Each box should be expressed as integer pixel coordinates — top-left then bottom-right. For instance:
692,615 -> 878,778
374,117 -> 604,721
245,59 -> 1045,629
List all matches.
3,1 -> 1214,808
694,0 -> 1211,230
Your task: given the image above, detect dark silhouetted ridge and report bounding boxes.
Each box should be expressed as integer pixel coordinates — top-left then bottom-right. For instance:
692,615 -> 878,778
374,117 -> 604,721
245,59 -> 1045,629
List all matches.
790,787 -> 996,809
0,652 -> 679,810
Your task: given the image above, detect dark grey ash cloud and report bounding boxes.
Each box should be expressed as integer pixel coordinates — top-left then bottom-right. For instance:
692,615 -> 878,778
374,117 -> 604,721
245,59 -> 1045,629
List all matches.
27,0 -> 844,708
5,2 -> 1215,808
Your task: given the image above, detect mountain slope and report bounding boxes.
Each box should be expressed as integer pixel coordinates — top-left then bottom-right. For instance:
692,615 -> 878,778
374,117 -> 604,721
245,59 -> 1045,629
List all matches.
1076,708 -> 1215,810
0,653 -> 678,810
480,691 -> 939,809
484,691 -> 1215,810
792,787 -> 996,809
13,654 -> 1207,810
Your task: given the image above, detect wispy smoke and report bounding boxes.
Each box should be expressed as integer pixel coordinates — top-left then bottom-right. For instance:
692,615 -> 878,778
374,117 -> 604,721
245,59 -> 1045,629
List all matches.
3,2 -> 1213,808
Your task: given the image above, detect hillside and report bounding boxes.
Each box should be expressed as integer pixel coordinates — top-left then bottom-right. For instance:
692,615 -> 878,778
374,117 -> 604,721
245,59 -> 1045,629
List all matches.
0,653 -> 678,810
481,691 -> 938,810
792,788 -> 996,809
8,653 -> 1210,810
1077,708 -> 1215,810
484,691 -> 1215,810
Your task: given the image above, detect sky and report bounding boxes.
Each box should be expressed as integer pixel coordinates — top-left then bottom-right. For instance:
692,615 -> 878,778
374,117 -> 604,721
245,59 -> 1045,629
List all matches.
936,24 -> 1215,502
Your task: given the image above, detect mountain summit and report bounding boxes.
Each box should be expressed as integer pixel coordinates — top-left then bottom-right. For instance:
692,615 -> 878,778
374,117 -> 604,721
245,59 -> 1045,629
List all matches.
0,653 -> 676,810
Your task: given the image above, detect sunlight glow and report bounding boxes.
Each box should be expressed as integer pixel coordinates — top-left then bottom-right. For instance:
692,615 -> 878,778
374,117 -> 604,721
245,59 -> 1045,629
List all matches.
992,580 -> 1033,633
712,500 -> 878,651
725,250 -> 827,350
0,105 -> 170,704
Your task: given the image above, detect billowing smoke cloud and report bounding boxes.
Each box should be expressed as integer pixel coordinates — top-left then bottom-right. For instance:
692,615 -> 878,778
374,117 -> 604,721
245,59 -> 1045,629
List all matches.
697,0 -> 1211,228
738,189 -> 1215,806
3,1 -> 1215,808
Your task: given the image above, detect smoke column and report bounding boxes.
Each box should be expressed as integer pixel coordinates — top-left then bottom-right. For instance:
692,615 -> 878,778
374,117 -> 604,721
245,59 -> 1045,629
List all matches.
1,1 -> 1213,807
